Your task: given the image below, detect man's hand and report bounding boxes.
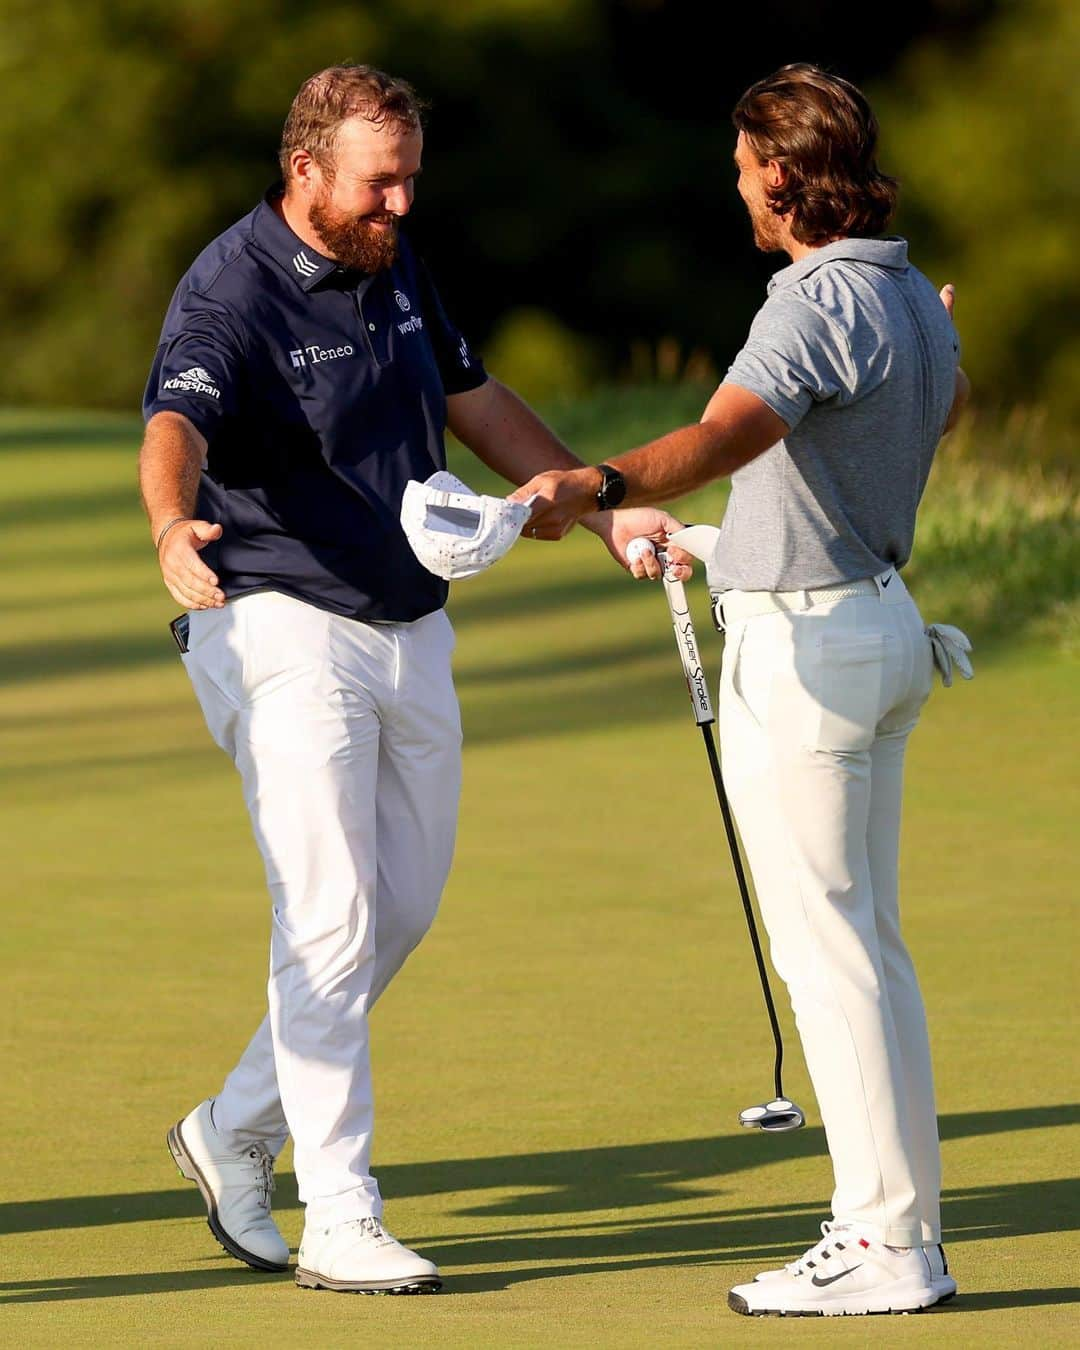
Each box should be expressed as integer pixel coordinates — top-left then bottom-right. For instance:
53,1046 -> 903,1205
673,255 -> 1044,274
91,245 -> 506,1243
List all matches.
509,466 -> 599,539
139,411 -> 223,608
594,507 -> 691,580
158,519 -> 225,610
938,282 -> 971,433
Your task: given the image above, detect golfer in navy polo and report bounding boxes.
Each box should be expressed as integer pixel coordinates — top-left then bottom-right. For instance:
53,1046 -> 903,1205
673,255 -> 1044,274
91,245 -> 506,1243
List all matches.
140,64 -> 674,1294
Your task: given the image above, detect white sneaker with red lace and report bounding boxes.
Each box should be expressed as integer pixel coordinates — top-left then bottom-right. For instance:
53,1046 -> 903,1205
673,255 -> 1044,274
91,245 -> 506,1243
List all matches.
167,1098 -> 289,1271
296,1217 -> 441,1294
729,1222 -> 956,1316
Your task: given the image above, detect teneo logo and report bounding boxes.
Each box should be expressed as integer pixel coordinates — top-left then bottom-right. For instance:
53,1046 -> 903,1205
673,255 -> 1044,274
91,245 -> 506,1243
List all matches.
292,250 -> 319,277
397,315 -> 424,336
394,289 -> 411,312
289,343 -> 355,368
458,336 -> 471,367
162,366 -> 221,399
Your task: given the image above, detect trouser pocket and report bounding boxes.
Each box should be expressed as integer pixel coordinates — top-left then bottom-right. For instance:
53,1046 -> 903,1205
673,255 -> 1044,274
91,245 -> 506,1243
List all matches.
798,633 -> 891,753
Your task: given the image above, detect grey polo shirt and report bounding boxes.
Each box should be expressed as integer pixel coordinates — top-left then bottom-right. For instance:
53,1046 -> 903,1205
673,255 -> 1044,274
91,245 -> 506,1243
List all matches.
711,237 -> 959,592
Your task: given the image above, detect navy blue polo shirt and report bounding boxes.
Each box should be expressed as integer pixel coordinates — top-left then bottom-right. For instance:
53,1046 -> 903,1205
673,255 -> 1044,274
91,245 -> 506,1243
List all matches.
143,189 -> 488,621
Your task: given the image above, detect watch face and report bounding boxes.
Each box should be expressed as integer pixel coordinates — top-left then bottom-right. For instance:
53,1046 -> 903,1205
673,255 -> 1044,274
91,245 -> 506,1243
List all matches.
600,465 -> 626,508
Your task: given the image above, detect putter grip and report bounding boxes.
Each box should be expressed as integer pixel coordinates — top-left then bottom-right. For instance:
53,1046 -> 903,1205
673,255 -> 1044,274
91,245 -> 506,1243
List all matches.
661,563 -> 715,726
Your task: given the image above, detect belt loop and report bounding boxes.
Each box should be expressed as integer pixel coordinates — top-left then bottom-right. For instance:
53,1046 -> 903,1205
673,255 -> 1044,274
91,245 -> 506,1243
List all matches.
798,589 -> 812,612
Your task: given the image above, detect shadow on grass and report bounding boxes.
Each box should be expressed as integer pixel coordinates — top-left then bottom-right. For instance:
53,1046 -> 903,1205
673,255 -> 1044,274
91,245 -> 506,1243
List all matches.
3,1268 -> 1076,1311
0,1267 -> 283,1304
1,1105 -> 1075,1305
449,569 -> 640,629
936,1288 -> 1080,1313
0,638 -> 691,753
0,632 -> 176,686
0,486 -> 137,530
454,635 -> 667,689
0,420 -> 139,451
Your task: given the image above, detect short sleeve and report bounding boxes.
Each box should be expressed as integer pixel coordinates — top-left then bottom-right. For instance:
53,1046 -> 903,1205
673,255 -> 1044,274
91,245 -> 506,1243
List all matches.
722,292 -> 858,431
415,259 -> 488,396
143,291 -> 246,442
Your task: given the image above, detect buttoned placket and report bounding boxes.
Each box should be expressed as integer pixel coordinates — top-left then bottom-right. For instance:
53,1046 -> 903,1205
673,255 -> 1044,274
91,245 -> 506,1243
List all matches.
354,276 -> 390,368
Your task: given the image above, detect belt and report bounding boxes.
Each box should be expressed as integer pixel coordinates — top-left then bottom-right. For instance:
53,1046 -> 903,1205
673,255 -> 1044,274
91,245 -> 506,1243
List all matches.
712,577 -> 880,630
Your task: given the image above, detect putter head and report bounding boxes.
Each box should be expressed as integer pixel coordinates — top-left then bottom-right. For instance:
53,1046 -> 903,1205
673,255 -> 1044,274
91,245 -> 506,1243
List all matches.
739,1098 -> 805,1132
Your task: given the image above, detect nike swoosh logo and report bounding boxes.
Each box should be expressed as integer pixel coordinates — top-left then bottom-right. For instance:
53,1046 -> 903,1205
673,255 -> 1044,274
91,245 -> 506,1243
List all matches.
881,574 -> 892,587
811,1265 -> 862,1287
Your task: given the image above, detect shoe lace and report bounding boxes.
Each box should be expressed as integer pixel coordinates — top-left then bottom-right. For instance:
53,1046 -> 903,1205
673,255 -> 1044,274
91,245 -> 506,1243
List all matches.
788,1220 -> 851,1276
351,1216 -> 396,1246
246,1145 -> 275,1209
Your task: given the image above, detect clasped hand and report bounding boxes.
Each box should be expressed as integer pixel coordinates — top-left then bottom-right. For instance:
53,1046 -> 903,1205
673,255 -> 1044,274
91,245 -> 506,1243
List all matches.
507,468 -> 691,580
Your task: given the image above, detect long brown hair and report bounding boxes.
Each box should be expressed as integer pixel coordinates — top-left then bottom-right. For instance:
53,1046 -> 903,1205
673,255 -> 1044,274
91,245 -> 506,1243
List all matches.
733,64 -> 898,244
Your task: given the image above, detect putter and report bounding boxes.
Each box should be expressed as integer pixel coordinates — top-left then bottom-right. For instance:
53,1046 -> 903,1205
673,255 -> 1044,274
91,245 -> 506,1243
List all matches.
633,538 -> 805,1134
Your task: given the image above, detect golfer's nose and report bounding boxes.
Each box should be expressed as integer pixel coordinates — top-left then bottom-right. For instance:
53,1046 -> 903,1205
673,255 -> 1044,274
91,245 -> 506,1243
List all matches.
384,183 -> 412,216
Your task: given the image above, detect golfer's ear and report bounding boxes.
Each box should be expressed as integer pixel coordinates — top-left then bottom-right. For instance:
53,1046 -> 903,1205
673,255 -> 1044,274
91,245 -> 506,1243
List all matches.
288,148 -> 318,193
766,159 -> 786,189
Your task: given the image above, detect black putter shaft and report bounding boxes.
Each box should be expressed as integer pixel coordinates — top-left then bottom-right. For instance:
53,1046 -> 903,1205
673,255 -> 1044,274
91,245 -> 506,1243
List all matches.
697,721 -> 785,1102
655,554 -> 786,1102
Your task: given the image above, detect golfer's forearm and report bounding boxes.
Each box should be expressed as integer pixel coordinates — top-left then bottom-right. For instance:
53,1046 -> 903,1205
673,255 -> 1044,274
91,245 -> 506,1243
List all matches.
139,412 -> 208,540
599,387 -> 789,508
609,421 -> 761,507
449,378 -> 582,484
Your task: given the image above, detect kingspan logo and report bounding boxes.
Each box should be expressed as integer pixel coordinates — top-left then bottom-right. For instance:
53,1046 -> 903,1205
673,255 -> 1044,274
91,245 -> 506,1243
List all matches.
162,366 -> 221,399
288,343 -> 356,369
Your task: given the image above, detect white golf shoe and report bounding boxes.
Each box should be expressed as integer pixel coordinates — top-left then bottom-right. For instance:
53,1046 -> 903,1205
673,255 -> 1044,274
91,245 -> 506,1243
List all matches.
167,1099 -> 290,1272
752,1219 -> 844,1281
296,1216 -> 441,1294
729,1223 -> 956,1316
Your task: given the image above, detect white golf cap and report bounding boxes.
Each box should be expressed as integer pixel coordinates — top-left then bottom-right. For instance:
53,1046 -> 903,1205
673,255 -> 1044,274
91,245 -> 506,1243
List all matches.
400,470 -> 533,581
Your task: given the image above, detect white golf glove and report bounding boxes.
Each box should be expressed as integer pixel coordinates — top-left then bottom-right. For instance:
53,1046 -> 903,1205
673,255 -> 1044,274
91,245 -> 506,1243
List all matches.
925,623 -> 974,687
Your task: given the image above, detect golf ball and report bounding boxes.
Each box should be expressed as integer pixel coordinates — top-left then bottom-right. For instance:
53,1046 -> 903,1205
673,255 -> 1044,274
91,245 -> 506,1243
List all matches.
626,537 -> 656,563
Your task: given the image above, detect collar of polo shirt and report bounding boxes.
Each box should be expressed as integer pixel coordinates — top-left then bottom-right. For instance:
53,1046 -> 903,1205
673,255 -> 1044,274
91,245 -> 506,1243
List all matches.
254,186 -> 339,292
767,236 -> 910,295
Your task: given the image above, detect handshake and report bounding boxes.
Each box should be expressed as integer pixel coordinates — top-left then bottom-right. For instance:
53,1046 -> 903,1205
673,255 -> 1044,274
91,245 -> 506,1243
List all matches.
400,468 -> 701,582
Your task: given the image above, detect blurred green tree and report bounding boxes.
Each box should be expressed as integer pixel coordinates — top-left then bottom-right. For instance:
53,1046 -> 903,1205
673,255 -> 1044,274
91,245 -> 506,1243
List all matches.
879,0 -> 1080,422
0,0 -> 1005,411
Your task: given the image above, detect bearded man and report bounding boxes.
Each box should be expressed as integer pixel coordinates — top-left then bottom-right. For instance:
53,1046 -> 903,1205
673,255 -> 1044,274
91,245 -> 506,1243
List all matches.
140,64 -> 671,1295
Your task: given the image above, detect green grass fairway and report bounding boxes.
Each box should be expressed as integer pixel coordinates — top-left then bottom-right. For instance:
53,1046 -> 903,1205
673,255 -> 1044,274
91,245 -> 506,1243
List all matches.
2,408 -> 1078,1346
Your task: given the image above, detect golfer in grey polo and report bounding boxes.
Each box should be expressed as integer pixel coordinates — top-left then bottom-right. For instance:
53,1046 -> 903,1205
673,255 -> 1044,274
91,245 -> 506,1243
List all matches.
512,63 -> 971,1317
713,234 -> 958,590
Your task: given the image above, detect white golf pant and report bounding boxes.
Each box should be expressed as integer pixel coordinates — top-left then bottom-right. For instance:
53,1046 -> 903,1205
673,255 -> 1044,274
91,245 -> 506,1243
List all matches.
181,591 -> 461,1227
718,571 -> 941,1246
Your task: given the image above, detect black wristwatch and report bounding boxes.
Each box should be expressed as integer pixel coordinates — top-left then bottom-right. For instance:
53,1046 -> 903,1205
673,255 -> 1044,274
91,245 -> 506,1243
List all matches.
594,463 -> 627,511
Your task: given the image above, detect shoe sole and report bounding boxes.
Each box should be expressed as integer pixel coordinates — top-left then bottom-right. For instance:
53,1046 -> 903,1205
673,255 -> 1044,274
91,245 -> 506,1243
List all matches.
167,1120 -> 289,1273
728,1287 -> 957,1318
296,1267 -> 441,1295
